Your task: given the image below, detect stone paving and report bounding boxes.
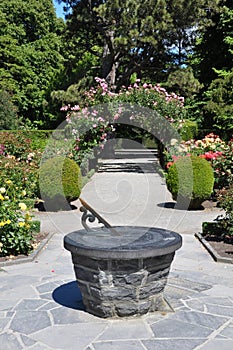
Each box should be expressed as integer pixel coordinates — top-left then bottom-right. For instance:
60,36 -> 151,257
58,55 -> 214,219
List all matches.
0,152 -> 233,349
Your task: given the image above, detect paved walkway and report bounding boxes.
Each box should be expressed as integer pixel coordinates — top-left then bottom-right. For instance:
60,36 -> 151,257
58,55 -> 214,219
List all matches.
0,152 -> 233,350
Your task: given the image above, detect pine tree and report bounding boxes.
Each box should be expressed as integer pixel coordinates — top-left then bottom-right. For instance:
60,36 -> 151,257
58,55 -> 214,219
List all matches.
60,0 -> 216,89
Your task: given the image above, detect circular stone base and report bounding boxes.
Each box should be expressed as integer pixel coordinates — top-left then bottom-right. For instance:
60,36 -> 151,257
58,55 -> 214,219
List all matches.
64,226 -> 182,318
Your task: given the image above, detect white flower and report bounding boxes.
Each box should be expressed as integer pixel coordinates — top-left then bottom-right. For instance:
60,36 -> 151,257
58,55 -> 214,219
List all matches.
0,187 -> 6,194
19,202 -> 27,211
170,138 -> 178,146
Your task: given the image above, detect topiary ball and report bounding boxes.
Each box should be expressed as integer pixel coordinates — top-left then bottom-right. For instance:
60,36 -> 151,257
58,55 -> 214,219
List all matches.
166,155 -> 214,209
39,157 -> 82,211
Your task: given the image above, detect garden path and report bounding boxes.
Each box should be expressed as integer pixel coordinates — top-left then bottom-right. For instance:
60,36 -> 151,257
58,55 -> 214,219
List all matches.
0,150 -> 233,350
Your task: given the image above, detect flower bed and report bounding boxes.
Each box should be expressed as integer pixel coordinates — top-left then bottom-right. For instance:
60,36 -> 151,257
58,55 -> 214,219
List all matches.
0,131 -> 44,202
0,179 -> 40,258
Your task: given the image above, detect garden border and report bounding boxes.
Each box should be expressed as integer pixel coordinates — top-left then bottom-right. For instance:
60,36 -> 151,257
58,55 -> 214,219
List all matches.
195,232 -> 233,264
0,231 -> 54,267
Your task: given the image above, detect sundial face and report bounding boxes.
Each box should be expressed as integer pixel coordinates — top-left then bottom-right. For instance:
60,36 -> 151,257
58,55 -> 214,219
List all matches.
64,226 -> 182,259
75,199 -> 182,255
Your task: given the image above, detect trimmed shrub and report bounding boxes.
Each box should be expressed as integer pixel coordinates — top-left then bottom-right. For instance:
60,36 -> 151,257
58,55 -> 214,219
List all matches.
39,157 -> 82,211
166,155 -> 214,209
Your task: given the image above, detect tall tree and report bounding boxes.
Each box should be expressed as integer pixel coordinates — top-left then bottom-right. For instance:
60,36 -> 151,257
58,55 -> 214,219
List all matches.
0,0 -> 65,127
61,0 -> 169,88
191,0 -> 232,86
59,0 -> 220,89
198,3 -> 233,137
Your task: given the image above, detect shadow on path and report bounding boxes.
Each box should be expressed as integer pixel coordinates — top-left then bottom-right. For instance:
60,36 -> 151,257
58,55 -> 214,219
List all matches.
157,202 -> 176,209
98,162 -> 158,174
157,202 -> 206,211
52,281 -> 85,311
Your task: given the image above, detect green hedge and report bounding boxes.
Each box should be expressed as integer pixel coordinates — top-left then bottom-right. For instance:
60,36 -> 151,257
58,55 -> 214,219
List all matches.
166,155 -> 214,209
39,157 -> 82,211
0,130 -> 53,151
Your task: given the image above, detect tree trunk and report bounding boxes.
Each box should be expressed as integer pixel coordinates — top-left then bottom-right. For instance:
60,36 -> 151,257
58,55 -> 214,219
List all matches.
102,30 -> 118,90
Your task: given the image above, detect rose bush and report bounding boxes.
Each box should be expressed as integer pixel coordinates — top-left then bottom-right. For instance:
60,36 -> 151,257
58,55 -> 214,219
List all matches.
211,139 -> 233,189
64,107 -> 113,166
181,133 -> 227,157
0,132 -> 42,201
61,77 -> 187,165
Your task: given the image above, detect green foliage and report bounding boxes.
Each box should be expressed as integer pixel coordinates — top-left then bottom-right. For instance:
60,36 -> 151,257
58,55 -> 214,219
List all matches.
0,131 -> 43,200
192,3 -> 233,87
164,133 -> 232,191
39,157 -> 82,210
51,50 -> 101,107
189,3 -> 233,138
0,0 -> 65,127
0,156 -> 40,201
202,221 -> 223,237
0,131 -> 33,159
215,185 -> 233,237
203,69 -> 233,138
0,90 -> 18,130
8,130 -> 52,151
0,180 -> 37,257
62,0 -> 214,88
166,155 -> 214,209
31,220 -> 40,233
166,67 -> 203,99
212,139 -> 233,189
22,130 -> 52,151
165,1 -> 221,66
0,130 -> 51,153
178,120 -> 198,141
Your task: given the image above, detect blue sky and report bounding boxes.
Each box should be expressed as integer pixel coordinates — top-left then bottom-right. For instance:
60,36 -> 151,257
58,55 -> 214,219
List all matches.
53,0 -> 65,19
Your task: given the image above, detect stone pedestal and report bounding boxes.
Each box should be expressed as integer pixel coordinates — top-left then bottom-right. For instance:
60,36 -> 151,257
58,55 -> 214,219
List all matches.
64,226 -> 182,318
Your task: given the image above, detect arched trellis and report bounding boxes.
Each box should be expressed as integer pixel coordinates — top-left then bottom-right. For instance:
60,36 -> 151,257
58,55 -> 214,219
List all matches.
40,102 -> 193,213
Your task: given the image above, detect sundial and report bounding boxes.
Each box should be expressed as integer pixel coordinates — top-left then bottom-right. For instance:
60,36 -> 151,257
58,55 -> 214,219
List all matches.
64,196 -> 182,317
